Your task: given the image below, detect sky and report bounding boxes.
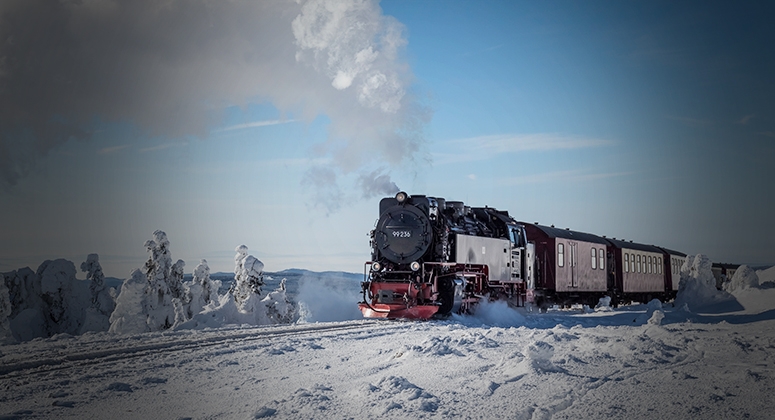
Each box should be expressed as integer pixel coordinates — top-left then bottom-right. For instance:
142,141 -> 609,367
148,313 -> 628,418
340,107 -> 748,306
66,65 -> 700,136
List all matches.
1,0 -> 773,278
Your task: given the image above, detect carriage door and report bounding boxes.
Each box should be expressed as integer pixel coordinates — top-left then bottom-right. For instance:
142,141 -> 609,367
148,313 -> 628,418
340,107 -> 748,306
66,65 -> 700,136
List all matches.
569,242 -> 578,288
509,227 -> 522,281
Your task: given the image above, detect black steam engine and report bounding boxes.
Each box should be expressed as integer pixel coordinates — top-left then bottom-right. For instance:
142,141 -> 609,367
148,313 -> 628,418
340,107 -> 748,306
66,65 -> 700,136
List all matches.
359,192 -> 534,319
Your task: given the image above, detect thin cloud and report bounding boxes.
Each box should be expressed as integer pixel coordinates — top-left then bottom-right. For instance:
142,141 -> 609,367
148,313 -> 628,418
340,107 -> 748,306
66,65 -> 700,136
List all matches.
435,133 -> 614,165
499,170 -> 635,186
214,119 -> 297,133
139,143 -> 186,153
97,144 -> 131,155
666,115 -> 713,127
736,114 -> 756,125
757,131 -> 775,138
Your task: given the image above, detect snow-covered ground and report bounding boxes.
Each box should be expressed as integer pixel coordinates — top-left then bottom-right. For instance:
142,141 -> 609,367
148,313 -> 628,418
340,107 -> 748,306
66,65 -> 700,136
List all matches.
2,281 -> 775,419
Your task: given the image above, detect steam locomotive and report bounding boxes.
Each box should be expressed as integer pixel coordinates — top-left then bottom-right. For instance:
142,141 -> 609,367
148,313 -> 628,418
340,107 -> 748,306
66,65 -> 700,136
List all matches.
358,192 -> 686,319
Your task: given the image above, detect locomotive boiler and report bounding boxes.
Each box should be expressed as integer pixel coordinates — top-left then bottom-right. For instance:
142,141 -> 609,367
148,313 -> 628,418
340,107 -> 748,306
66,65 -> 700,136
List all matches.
358,192 -> 535,319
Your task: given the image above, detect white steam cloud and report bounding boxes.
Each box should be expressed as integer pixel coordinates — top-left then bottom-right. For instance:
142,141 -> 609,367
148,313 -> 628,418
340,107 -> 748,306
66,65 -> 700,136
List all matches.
0,0 -> 428,202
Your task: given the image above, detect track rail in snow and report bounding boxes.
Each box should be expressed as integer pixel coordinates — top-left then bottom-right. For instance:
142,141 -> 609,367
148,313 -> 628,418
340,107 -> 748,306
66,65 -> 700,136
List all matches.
0,320 -> 401,378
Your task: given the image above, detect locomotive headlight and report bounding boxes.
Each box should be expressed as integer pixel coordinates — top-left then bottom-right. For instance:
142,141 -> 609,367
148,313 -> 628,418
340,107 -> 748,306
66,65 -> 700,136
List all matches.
410,261 -> 421,271
396,191 -> 408,203
372,262 -> 382,272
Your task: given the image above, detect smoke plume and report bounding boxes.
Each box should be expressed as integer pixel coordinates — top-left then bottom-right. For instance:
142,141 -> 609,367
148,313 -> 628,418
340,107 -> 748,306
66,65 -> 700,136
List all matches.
0,0 -> 428,200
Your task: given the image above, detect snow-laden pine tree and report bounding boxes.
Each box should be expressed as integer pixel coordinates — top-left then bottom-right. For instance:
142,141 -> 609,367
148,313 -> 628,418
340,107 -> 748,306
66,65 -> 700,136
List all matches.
79,254 -> 116,333
109,269 -> 152,334
187,259 -> 221,317
169,259 -> 186,300
3,267 -> 43,325
0,274 -> 12,341
141,230 -> 180,330
80,254 -> 115,316
4,268 -> 48,341
230,245 -> 265,308
36,259 -> 78,335
263,278 -> 295,323
675,254 -> 739,312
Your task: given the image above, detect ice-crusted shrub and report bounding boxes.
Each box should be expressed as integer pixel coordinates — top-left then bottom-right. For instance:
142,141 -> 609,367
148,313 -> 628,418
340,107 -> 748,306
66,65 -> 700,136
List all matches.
724,265 -> 759,292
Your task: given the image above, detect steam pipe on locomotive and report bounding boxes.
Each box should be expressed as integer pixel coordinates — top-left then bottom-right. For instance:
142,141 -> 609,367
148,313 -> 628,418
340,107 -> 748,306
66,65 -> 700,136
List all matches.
358,192 -> 535,319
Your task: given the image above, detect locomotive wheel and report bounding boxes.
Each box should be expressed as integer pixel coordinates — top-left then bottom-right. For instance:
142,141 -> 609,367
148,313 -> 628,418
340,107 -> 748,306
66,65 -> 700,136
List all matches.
437,278 -> 455,315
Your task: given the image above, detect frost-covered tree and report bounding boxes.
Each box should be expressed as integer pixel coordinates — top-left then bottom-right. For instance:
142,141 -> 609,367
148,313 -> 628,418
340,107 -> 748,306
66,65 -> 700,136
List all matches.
724,265 -> 760,292
187,259 -> 221,317
109,269 -> 152,334
140,230 -> 178,330
37,259 -> 79,334
675,254 -> 738,312
230,245 -> 265,308
4,267 -> 43,321
109,231 -> 203,333
81,253 -> 105,300
144,230 -> 173,302
79,254 -> 116,333
263,278 -> 295,324
80,254 -> 115,315
169,259 -> 186,300
0,274 -> 13,341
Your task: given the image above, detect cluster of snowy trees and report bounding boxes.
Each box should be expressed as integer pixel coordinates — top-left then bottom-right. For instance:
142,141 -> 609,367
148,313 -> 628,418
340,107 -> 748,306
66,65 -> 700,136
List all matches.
0,255 -> 115,342
1,230 -> 295,342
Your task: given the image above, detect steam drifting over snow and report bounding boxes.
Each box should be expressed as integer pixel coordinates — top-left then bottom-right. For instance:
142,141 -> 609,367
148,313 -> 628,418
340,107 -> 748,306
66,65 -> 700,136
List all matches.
0,0 -> 427,207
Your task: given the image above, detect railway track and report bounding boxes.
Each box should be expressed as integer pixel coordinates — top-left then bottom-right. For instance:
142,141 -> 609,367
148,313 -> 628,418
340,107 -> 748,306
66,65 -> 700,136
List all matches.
0,319 -> 401,379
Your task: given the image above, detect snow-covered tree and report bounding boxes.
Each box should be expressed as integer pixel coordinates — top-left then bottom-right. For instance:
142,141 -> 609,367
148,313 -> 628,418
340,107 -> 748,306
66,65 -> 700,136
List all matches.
175,246 -> 295,330
231,245 -> 264,308
144,230 -> 173,300
80,254 -> 115,315
4,267 -> 43,322
0,274 -> 12,341
37,259 -> 79,334
263,278 -> 295,324
109,230 -> 184,333
79,254 -> 116,333
724,265 -> 760,292
170,259 -> 186,300
675,254 -> 738,312
187,259 -> 221,317
109,269 -> 152,334
140,230 -> 181,330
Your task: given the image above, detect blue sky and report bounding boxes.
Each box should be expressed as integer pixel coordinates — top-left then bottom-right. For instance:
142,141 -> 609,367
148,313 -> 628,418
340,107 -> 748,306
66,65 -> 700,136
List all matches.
1,0 -> 773,277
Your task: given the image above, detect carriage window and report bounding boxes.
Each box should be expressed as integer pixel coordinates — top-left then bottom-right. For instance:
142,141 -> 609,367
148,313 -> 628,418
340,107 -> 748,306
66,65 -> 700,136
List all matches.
591,248 -> 597,269
647,256 -> 652,273
637,255 -> 641,273
599,248 -> 605,270
558,243 -> 564,267
658,257 -> 662,274
624,253 -> 629,273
